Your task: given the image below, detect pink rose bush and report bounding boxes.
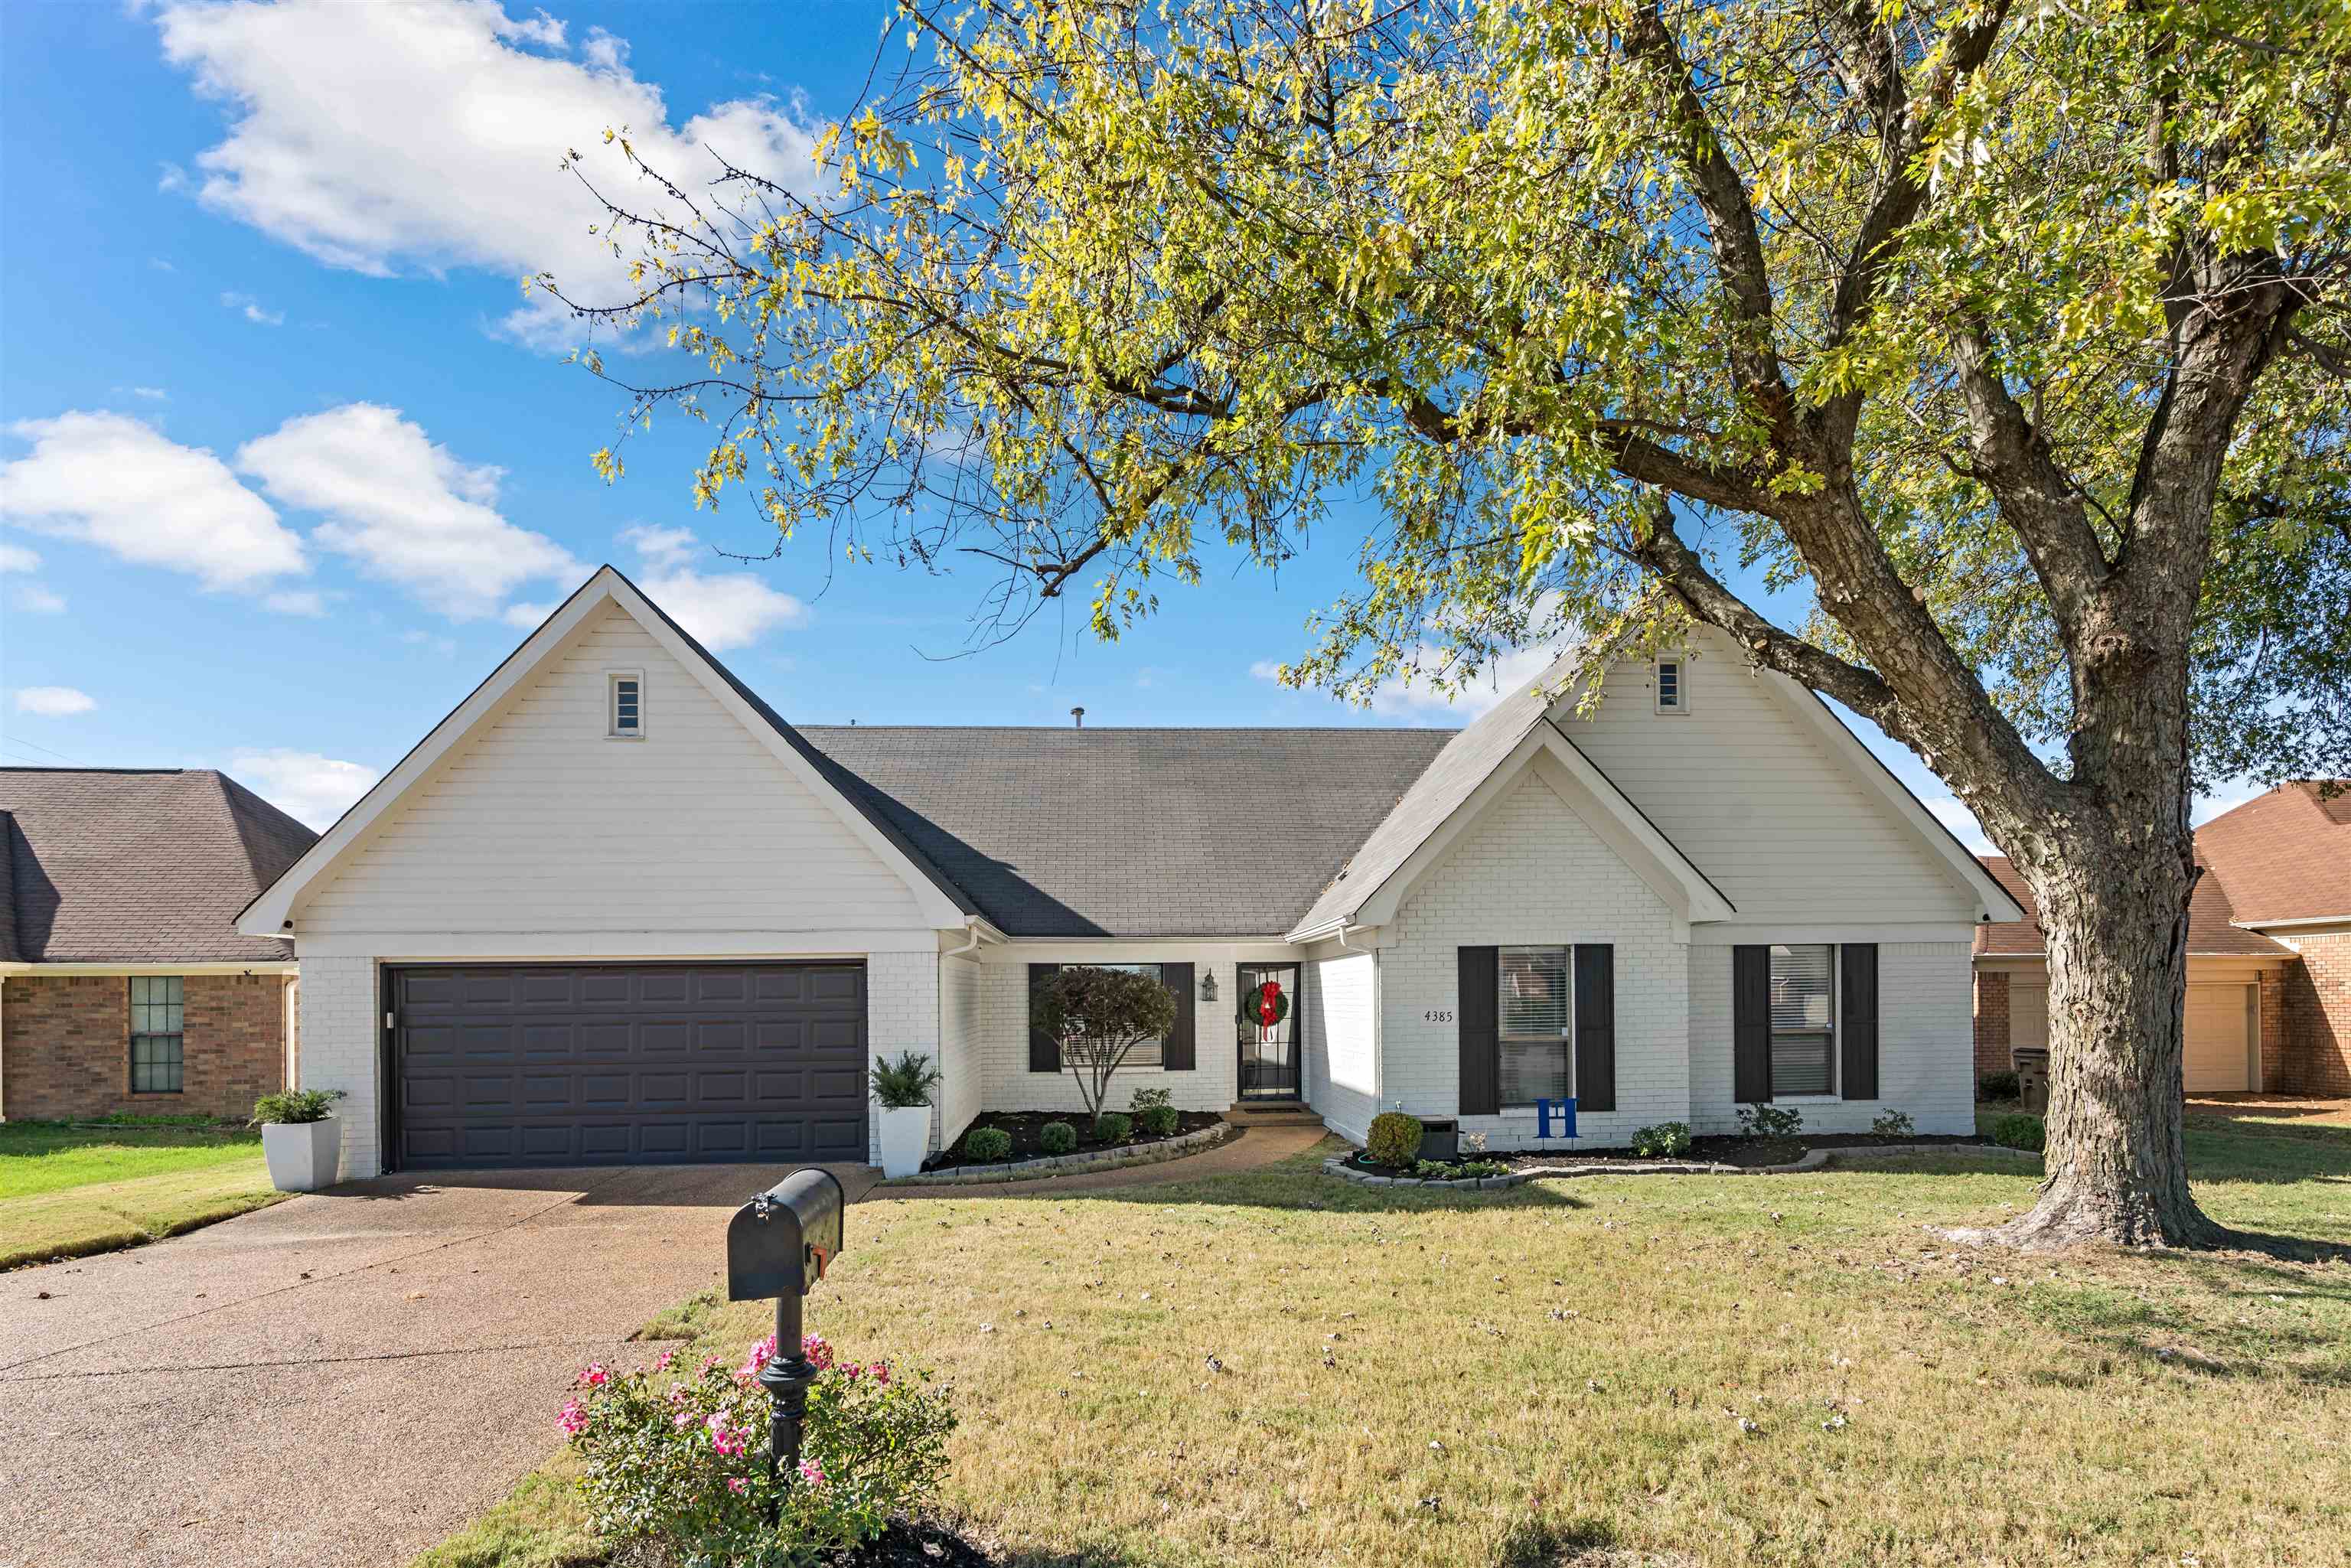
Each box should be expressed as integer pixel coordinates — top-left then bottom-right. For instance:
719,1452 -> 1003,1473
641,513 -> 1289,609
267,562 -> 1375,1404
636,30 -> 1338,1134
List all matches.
559,1332 -> 955,1566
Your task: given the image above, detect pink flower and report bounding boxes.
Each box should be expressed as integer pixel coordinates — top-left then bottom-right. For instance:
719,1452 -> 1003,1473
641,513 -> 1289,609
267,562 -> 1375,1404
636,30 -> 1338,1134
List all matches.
579,1363 -> 610,1387
557,1399 -> 588,1437
727,1477 -> 749,1495
673,1410 -> 696,1430
797,1458 -> 828,1488
706,1413 -> 752,1458
801,1334 -> 834,1372
654,1348 -> 677,1373
868,1361 -> 892,1385
840,1362 -> 862,1381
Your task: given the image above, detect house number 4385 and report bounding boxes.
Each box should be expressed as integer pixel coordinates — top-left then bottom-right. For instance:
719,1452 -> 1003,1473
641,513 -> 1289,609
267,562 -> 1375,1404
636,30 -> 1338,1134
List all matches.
1423,1008 -> 1454,1023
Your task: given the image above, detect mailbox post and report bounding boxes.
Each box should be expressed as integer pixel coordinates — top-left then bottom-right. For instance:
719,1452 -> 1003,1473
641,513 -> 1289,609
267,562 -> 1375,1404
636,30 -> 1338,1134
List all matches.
726,1169 -> 846,1499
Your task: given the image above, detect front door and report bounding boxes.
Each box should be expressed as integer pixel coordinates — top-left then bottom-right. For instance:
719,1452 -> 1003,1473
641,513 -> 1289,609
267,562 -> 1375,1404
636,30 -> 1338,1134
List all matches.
1236,963 -> 1302,1100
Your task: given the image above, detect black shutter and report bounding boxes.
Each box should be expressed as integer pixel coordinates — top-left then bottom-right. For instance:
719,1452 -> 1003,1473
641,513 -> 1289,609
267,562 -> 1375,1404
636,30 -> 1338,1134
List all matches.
1161,963 -> 1195,1071
1841,944 -> 1878,1100
1573,944 -> 1616,1111
1027,963 -> 1061,1073
1733,945 -> 1772,1103
1458,947 -> 1499,1116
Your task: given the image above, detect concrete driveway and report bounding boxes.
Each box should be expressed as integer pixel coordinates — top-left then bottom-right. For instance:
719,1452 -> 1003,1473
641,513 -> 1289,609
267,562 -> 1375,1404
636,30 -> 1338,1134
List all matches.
0,1163 -> 875,1568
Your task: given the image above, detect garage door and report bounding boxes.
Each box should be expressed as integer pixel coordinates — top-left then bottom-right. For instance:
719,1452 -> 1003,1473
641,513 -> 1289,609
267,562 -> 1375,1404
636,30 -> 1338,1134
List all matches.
386,963 -> 868,1170
2183,983 -> 2253,1093
2010,980 -> 2049,1054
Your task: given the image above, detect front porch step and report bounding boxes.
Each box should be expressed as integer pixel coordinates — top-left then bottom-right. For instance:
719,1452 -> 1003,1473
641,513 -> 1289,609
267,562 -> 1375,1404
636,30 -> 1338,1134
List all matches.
1224,1101 -> 1326,1128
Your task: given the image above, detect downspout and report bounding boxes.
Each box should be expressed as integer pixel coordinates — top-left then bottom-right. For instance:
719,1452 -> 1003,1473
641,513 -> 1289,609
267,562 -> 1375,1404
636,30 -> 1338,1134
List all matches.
2,975 -> 8,1121
944,920 -> 983,961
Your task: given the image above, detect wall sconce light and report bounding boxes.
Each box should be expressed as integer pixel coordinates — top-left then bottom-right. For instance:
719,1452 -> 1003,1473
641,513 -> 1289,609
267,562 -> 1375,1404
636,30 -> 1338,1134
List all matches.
1198,969 -> 1218,1002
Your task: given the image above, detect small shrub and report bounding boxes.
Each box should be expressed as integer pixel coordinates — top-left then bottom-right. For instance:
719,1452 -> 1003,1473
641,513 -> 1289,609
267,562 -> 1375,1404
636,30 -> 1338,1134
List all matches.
565,1332 -> 955,1567
1129,1086 -> 1172,1113
1459,1130 -> 1489,1154
1092,1112 -> 1134,1144
251,1088 -> 343,1125
964,1126 -> 1013,1162
1992,1113 -> 2046,1152
1366,1111 -> 1424,1168
1038,1120 -> 1078,1155
1978,1071 -> 2022,1102
869,1051 -> 942,1110
1870,1108 -> 1916,1138
1135,1103 -> 1179,1136
1630,1121 -> 1693,1158
1736,1103 -> 1804,1141
1411,1159 -> 1508,1181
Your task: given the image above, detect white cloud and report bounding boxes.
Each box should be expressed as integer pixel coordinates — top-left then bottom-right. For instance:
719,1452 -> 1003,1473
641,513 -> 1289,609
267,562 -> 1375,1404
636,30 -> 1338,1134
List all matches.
15,686 -> 96,717
129,386 -> 170,402
152,0 -> 823,347
0,542 -> 37,572
227,748 -> 379,830
263,588 -> 327,616
620,526 -> 806,650
236,403 -> 579,620
503,601 -> 556,629
10,583 -> 66,614
220,290 -> 283,325
1253,641 -> 1564,722
0,410 -> 307,592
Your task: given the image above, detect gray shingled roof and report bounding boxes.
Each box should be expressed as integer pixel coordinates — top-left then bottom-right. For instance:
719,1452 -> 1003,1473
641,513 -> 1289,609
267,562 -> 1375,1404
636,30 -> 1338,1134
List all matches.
797,727 -> 1456,936
0,769 -> 317,963
1286,652 -> 1582,938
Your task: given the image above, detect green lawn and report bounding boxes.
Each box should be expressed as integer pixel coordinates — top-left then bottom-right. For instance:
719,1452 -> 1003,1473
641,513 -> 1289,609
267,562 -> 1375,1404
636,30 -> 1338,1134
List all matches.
426,1114 -> 2351,1568
0,1120 -> 284,1269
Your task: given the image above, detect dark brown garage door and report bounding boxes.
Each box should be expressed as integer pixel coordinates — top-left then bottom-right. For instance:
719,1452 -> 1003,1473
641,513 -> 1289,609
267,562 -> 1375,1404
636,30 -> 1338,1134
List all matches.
386,963 -> 867,1170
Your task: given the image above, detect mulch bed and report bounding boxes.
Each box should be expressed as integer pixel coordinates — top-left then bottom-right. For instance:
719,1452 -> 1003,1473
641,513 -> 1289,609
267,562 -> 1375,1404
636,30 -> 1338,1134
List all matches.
1341,1131 -> 1994,1179
929,1109 -> 1224,1171
828,1517 -> 1003,1566
1492,1132 -> 1994,1171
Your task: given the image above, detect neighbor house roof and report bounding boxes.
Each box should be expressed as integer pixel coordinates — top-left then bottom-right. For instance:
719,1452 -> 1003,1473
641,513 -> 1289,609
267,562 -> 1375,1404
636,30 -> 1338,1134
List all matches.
2193,781 -> 2351,926
1973,854 -> 2294,960
0,768 -> 317,964
797,726 -> 1456,937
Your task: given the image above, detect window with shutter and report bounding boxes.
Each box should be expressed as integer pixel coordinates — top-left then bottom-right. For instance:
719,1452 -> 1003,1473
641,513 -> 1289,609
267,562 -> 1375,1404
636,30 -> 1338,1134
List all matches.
1497,946 -> 1573,1106
1767,944 -> 1835,1094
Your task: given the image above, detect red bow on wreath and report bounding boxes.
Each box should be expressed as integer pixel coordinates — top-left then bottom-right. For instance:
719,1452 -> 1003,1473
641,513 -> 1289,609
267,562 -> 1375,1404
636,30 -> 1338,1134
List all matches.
1254,979 -> 1290,1038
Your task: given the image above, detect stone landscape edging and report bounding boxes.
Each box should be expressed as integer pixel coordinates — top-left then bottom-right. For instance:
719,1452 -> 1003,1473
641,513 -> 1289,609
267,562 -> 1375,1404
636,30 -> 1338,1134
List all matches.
1322,1140 -> 2036,1192
884,1120 -> 1236,1185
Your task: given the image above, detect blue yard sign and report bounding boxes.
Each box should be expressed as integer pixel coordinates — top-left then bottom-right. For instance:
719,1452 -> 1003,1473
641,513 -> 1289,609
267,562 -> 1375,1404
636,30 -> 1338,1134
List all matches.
1535,1097 -> 1578,1139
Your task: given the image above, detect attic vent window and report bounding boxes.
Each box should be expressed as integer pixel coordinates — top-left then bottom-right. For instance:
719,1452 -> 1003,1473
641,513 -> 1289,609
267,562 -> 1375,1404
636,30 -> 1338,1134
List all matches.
1654,657 -> 1687,714
608,672 -> 644,738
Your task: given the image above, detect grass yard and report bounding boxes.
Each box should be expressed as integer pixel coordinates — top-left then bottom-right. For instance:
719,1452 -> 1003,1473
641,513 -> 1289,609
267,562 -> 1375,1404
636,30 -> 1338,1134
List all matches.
426,1115 -> 2351,1568
0,1119 -> 283,1269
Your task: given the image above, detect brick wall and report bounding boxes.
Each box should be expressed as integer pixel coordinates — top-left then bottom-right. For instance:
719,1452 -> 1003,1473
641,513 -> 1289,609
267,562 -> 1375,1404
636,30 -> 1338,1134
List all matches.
2278,932 -> 2351,1097
2258,969 -> 2288,1092
1973,970 -> 2011,1078
4,973 -> 287,1120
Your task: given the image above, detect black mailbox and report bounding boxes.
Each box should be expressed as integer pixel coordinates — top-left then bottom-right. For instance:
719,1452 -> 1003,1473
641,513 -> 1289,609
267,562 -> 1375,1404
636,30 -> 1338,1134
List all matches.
726,1168 -> 845,1302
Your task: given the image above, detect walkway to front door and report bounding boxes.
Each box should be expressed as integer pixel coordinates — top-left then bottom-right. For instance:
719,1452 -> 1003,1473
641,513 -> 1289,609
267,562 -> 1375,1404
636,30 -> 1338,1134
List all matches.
1236,962 -> 1301,1099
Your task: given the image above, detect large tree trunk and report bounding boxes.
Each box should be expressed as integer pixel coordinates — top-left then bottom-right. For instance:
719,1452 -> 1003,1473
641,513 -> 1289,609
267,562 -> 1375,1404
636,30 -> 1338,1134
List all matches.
1985,835 -> 2222,1248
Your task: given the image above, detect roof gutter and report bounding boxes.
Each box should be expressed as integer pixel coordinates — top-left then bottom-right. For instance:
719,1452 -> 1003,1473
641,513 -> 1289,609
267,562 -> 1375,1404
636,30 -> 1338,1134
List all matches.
2231,914 -> 2351,932
0,961 -> 300,976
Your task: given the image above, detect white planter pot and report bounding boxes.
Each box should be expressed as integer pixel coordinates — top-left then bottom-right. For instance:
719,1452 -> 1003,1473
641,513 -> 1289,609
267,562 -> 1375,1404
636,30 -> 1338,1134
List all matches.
262,1117 -> 342,1192
877,1105 -> 932,1178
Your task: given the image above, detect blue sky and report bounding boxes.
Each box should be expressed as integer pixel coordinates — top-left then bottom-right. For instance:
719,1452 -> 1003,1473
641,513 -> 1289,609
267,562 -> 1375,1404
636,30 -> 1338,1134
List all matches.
0,0 -> 2233,844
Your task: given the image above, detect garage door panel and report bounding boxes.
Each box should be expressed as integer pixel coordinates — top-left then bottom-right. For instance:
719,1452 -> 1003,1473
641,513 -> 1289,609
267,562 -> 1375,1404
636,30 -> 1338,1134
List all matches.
2184,983 -> 2252,1093
390,962 -> 869,1169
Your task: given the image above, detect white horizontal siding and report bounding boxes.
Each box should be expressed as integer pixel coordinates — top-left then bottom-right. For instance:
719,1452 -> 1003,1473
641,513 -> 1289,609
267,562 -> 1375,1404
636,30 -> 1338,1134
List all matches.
298,608 -> 930,935
1560,628 -> 1977,925
1303,950 -> 1378,1143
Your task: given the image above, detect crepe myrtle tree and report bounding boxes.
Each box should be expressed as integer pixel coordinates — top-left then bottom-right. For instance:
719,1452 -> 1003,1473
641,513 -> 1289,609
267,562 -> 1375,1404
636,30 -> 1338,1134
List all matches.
542,1 -> 2351,1247
1031,966 -> 1179,1125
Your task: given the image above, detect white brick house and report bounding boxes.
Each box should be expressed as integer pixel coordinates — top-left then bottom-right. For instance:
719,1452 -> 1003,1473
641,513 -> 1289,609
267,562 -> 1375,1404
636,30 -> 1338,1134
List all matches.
240,566 -> 2020,1179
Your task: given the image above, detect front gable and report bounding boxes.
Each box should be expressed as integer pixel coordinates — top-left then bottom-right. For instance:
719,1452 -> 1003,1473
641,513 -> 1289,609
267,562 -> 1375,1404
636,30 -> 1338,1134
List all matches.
240,569 -> 972,944
1557,629 -> 2014,927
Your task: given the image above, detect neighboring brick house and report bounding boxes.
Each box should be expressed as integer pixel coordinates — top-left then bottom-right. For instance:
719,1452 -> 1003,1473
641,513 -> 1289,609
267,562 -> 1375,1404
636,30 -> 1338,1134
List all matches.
2194,781 -> 2351,1097
0,769 -> 317,1121
1971,780 -> 2351,1097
